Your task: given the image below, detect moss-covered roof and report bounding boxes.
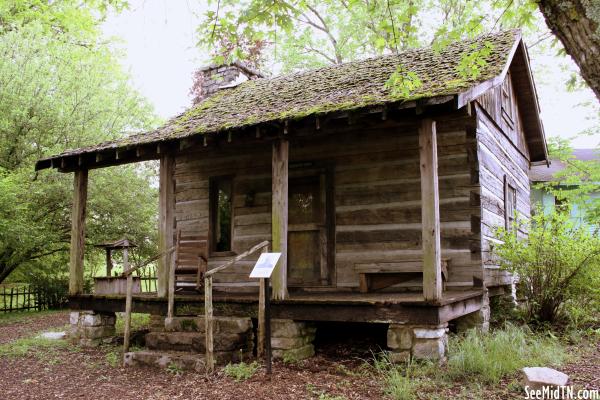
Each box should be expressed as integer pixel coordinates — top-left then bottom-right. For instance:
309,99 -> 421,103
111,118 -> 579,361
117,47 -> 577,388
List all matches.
38,30 -> 522,164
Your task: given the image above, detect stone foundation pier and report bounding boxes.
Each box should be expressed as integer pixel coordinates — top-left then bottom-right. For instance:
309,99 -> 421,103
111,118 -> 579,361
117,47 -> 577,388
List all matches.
271,319 -> 316,362
69,310 -> 116,346
387,323 -> 448,362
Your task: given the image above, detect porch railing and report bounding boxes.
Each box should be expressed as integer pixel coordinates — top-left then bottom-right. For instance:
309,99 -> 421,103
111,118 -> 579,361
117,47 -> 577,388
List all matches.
203,240 -> 269,371
122,240 -> 269,369
121,245 -> 175,355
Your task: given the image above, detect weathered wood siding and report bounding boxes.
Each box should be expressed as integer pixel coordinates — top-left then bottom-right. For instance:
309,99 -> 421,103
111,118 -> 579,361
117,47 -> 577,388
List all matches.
329,117 -> 480,289
475,73 -> 532,287
171,114 -> 482,291
175,144 -> 271,288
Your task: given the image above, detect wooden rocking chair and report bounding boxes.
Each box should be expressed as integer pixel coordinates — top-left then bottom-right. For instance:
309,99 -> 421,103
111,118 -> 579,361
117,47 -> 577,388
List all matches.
173,230 -> 209,293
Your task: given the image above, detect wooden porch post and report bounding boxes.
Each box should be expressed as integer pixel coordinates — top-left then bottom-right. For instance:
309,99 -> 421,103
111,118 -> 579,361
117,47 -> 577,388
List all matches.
271,138 -> 289,300
105,248 -> 113,277
158,153 -> 175,298
419,119 -> 442,301
69,169 -> 88,296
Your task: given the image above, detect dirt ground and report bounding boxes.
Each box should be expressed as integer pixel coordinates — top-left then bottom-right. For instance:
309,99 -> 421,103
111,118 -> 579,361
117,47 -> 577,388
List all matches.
0,311 -> 597,400
0,311 -> 69,344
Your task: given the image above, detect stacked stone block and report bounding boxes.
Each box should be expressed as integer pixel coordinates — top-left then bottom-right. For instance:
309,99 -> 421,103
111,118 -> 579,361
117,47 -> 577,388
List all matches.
270,319 -> 316,361
387,323 -> 448,362
124,350 -> 205,372
144,316 -> 254,365
149,314 -> 165,332
69,310 -> 116,346
200,66 -> 242,98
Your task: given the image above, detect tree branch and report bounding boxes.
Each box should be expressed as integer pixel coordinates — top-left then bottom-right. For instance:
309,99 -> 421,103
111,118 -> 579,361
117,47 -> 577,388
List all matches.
305,4 -> 343,63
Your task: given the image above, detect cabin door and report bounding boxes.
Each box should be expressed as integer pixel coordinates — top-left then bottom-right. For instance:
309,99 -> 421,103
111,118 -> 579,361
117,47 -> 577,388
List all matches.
288,171 -> 331,287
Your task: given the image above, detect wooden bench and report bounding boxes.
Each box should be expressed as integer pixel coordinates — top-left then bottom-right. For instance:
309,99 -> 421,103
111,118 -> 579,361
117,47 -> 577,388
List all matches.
355,259 -> 449,293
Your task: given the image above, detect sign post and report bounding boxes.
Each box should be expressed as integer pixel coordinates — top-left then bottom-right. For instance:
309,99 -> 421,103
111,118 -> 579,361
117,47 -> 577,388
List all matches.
264,277 -> 272,374
250,251 -> 281,375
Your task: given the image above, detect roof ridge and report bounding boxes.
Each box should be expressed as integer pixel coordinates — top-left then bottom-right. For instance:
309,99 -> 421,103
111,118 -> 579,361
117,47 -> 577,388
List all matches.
36,29 -> 529,168
223,29 -> 522,92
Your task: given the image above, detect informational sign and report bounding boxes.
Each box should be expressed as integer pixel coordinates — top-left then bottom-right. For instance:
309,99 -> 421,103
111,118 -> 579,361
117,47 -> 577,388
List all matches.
249,252 -> 281,279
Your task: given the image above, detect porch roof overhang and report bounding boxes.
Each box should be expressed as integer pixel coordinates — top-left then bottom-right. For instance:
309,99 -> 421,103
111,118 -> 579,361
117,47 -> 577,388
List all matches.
35,29 -> 548,173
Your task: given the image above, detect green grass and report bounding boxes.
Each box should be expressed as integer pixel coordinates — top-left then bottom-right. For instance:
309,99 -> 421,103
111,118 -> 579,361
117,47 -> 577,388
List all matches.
0,310 -> 62,326
105,350 -> 120,367
371,353 -> 422,400
384,368 -> 416,400
369,324 -> 570,399
223,361 -> 260,382
115,313 -> 150,334
0,336 -> 72,358
447,323 -> 568,384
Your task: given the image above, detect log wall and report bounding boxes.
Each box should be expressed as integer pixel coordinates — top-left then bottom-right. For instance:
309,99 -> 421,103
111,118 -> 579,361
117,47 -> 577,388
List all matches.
171,113 -> 482,292
475,73 -> 532,287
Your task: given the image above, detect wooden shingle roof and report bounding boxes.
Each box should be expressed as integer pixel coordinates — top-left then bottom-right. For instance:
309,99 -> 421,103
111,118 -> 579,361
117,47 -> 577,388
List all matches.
36,29 -> 547,170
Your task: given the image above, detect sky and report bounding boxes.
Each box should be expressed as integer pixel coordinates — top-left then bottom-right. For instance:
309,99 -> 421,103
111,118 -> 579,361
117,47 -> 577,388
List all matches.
102,0 -> 599,149
102,1 -> 208,119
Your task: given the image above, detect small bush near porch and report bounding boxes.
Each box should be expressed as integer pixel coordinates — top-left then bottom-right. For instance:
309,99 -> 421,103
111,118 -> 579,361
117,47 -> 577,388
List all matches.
494,210 -> 600,328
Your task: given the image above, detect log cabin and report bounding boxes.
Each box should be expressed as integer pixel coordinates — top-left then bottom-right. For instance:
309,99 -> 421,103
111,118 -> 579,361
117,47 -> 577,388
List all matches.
35,29 -> 548,364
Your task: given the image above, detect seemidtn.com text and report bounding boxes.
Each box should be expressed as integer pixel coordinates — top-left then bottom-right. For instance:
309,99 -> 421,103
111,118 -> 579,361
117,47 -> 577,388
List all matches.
524,386 -> 600,399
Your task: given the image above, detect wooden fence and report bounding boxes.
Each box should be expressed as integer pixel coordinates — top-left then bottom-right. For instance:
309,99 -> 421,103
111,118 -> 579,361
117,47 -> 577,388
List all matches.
0,284 -> 44,313
135,265 -> 157,293
1,268 -> 158,314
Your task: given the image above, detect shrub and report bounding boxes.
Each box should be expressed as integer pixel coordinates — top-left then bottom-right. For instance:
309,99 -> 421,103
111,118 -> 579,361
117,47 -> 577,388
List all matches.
447,324 -> 567,384
26,274 -> 69,310
223,361 -> 260,382
494,210 -> 600,325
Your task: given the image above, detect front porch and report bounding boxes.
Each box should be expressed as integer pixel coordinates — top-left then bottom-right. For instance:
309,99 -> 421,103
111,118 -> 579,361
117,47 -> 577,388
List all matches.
69,289 -> 483,325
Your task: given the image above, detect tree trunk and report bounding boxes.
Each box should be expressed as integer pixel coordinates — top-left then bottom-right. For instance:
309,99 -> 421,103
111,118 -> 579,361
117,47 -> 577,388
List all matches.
537,0 -> 600,101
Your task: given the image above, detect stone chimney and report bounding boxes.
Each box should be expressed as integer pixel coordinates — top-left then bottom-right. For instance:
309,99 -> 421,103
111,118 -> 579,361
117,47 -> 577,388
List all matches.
193,61 -> 264,103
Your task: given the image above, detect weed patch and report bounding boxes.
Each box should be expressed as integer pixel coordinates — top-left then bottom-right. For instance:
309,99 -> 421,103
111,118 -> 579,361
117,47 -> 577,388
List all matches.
166,362 -> 184,376
223,361 -> 260,382
447,324 -> 568,384
371,353 -> 423,400
105,350 -> 120,367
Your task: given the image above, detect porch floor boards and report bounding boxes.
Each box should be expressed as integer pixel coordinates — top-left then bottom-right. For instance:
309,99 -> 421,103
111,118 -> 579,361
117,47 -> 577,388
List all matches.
69,289 -> 483,325
208,289 -> 482,306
